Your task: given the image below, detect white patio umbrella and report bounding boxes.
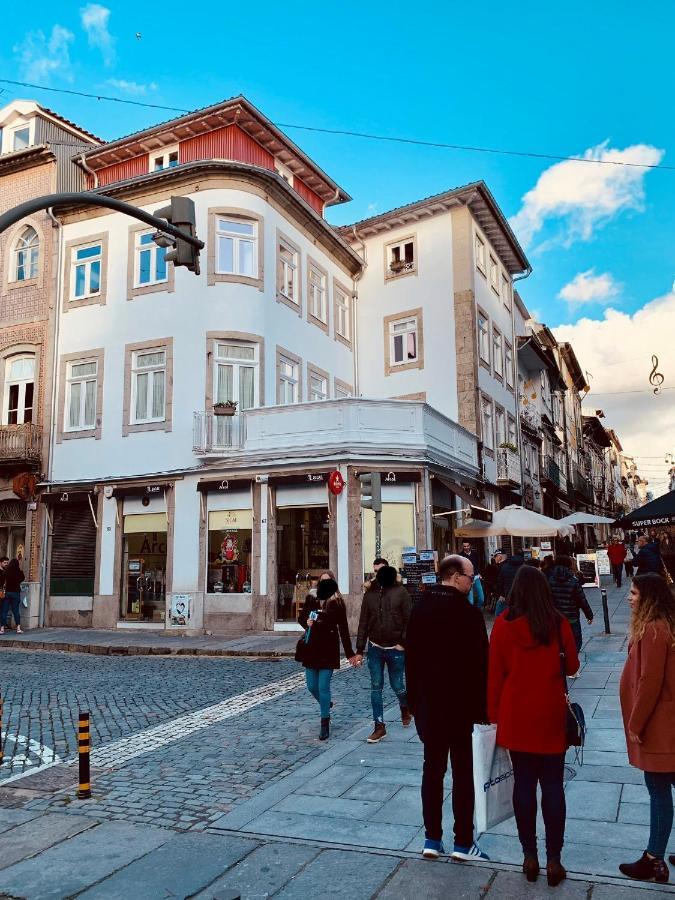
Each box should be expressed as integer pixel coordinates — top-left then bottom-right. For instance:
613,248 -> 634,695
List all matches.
558,512 -> 615,526
455,504 -> 575,538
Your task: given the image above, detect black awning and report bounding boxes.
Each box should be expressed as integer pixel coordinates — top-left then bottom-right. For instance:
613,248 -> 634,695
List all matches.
431,474 -> 480,507
615,491 -> 675,529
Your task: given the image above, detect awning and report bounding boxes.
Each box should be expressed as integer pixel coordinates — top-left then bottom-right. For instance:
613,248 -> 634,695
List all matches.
124,513 -> 167,534
431,474 -> 480,508
614,491 -> 675,529
455,505 -> 575,538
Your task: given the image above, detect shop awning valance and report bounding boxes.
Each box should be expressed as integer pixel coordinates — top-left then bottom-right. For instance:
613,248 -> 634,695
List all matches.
123,513 -> 167,534
614,491 -> 675,529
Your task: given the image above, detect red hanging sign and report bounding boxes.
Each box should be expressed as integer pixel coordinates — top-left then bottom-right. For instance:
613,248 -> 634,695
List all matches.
328,470 -> 345,495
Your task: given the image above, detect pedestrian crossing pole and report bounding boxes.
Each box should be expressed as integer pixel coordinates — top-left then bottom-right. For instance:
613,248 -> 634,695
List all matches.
77,711 -> 91,799
0,693 -> 3,766
600,588 -> 611,635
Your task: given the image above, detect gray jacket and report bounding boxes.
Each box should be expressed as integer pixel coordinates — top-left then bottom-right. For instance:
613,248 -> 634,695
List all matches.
356,584 -> 412,654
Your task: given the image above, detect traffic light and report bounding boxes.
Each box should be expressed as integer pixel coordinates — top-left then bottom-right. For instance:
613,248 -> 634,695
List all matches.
153,196 -> 200,274
359,472 -> 382,512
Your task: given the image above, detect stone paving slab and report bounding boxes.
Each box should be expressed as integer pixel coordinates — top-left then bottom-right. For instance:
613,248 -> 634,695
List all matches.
273,847 -> 399,900
242,808 -> 420,849
192,842 -> 321,899
0,812 -> 95,871
375,858 -> 494,899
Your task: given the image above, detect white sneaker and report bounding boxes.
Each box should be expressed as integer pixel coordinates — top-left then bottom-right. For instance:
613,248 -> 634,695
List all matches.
451,842 -> 490,861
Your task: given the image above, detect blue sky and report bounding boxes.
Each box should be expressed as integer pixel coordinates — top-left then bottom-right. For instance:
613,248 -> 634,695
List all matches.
2,0 -> 674,479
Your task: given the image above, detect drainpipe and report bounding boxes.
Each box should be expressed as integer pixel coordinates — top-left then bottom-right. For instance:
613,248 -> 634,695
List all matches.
351,226 -> 367,397
77,153 -> 98,188
511,266 -> 532,506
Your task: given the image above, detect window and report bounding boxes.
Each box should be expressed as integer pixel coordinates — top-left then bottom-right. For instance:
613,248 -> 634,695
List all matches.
3,355 -> 35,425
152,149 -> 179,171
489,256 -> 499,292
495,406 -> 506,448
507,415 -> 517,447
214,343 -> 257,411
390,317 -> 418,365
524,442 -> 531,473
216,218 -> 256,277
505,341 -> 514,389
478,311 -> 490,366
475,234 -> 486,272
501,273 -> 511,309
135,231 -> 167,287
481,397 -> 494,450
492,328 -> 503,378
334,379 -> 352,399
531,447 -> 539,480
308,264 -> 327,324
66,360 -> 98,431
385,236 -> 416,277
13,226 -> 39,281
308,369 -> 328,401
277,239 -> 298,304
278,355 -> 300,404
334,283 -> 351,343
71,243 -> 102,300
131,350 -> 166,424
12,126 -> 30,151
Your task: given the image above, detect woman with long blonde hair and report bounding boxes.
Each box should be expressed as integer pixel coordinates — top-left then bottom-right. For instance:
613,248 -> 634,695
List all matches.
619,573 -> 675,884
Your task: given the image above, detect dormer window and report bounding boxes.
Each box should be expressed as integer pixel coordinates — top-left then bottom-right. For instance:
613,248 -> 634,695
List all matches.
152,148 -> 179,172
12,125 -> 31,152
385,236 -> 416,279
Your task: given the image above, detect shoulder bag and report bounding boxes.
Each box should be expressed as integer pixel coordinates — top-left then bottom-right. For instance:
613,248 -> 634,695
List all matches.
557,625 -> 586,759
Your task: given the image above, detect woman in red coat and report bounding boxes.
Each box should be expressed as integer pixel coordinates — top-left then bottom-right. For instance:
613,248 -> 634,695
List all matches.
489,566 -> 579,888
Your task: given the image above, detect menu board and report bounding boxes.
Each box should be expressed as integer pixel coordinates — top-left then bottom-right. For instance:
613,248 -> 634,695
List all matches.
596,549 -> 611,576
402,549 -> 437,594
576,553 -> 599,588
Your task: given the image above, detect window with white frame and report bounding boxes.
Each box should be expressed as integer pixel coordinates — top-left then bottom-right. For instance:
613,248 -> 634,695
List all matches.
501,273 -> 511,309
308,264 -> 327,323
216,218 -> 257,277
152,149 -> 179,171
478,311 -> 490,365
12,125 -> 31,152
278,356 -> 299,404
492,327 -> 503,378
505,341 -> 514,388
214,342 -> 257,411
495,406 -> 506,448
277,239 -> 298,303
131,349 -> 166,424
334,381 -> 351,399
335,284 -> 351,341
390,317 -> 418,366
489,256 -> 499,292
475,234 -> 486,272
507,414 -> 517,447
66,359 -> 98,431
386,237 -> 416,277
524,441 -> 531,473
135,231 -> 167,287
481,397 -> 494,450
531,446 -> 539,479
13,226 -> 39,281
71,242 -> 102,300
309,371 -> 328,401
3,355 -> 35,425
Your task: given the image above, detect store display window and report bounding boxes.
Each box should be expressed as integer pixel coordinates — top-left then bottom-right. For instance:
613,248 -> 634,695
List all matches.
207,509 -> 252,593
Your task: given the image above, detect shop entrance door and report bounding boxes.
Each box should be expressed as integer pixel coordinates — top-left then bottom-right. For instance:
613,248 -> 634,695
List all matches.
276,506 -> 329,622
121,514 -> 167,622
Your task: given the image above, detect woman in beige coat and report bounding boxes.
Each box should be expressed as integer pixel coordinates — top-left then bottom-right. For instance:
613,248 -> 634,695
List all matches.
619,573 -> 675,884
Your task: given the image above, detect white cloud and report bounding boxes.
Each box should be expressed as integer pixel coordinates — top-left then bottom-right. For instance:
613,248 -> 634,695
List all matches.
510,141 -> 664,248
106,78 -> 158,95
81,4 -> 115,66
13,25 -> 75,84
558,269 -> 620,305
554,287 -> 675,471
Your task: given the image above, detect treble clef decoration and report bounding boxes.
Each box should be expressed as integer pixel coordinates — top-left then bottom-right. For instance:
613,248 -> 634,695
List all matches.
649,355 -> 664,395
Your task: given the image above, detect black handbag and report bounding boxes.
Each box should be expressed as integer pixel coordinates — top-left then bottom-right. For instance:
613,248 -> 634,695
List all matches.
294,633 -> 309,663
557,626 -> 586,755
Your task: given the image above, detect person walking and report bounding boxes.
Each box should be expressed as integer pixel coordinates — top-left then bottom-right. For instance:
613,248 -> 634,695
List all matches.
461,541 -> 481,575
354,565 -> 413,743
489,566 -> 580,887
607,538 -> 627,588
624,542 -> 635,579
0,558 -> 24,635
634,535 -> 663,576
484,551 -> 505,611
406,554 -> 490,862
618,573 -> 675,884
297,577 -> 358,740
547,556 -> 594,653
495,550 -> 525,615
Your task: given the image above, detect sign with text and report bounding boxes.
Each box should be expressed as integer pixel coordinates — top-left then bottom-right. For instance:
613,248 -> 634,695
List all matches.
576,553 -> 600,588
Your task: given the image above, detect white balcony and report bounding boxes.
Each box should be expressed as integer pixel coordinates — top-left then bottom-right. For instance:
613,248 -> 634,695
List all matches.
520,406 -> 542,431
496,446 -> 521,486
193,398 -> 479,475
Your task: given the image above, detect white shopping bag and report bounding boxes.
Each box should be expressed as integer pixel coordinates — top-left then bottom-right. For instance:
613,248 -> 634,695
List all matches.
472,724 -> 514,833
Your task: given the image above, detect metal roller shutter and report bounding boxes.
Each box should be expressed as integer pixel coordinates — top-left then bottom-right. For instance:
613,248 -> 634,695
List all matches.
50,504 -> 96,596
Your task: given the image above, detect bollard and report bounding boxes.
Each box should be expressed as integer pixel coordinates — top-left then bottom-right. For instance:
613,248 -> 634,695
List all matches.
77,711 -> 92,799
0,693 -> 3,766
600,588 -> 611,635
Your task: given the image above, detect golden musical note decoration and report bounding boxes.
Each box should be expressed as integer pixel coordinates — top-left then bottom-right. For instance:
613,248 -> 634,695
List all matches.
649,355 -> 664,395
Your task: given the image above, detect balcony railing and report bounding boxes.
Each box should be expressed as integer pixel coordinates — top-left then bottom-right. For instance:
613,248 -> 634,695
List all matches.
193,412 -> 245,452
541,454 -> 565,492
496,446 -> 521,485
573,467 -> 593,501
520,406 -> 542,431
0,423 -> 42,465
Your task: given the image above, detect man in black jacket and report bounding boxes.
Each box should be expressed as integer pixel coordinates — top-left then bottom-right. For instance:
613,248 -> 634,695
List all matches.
633,534 -> 663,576
495,550 -> 524,600
355,566 -> 413,744
547,556 -> 594,652
406,554 -> 490,862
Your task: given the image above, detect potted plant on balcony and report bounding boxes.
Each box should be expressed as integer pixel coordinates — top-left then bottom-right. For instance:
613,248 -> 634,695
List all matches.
389,258 -> 406,274
213,400 -> 238,417
499,441 -> 518,453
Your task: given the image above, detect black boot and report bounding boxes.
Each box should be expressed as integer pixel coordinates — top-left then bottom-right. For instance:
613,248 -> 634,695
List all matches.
619,852 -> 669,883
319,718 -> 330,741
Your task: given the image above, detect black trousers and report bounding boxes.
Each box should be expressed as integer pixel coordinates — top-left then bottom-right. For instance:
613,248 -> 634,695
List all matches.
611,563 -> 623,586
421,726 -> 474,847
510,750 -> 566,861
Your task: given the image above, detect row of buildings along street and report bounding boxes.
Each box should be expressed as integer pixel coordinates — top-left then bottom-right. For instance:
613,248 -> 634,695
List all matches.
0,96 -> 656,635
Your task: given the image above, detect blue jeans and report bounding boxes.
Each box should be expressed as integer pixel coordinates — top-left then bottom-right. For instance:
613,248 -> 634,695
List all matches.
570,619 -> 582,653
367,644 -> 407,723
644,770 -> 675,858
1,592 -> 21,628
305,668 -> 333,719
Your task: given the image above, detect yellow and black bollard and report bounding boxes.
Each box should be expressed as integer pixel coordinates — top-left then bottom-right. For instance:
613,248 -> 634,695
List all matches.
0,693 -> 3,766
77,711 -> 91,799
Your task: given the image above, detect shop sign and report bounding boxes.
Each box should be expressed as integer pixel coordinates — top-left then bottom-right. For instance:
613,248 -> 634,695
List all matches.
112,483 -> 167,498
40,491 -> 92,505
381,471 -> 422,484
168,594 -> 191,627
328,471 -> 345,495
197,478 -> 253,494
268,472 -> 328,485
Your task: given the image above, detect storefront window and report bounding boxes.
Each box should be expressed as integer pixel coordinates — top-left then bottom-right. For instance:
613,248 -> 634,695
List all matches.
207,509 -> 252,593
122,514 -> 167,621
276,506 -> 329,621
362,502 -> 415,577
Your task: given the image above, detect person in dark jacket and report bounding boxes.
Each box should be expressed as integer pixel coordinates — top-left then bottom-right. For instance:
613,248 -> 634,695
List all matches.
0,558 -> 24,635
298,578 -> 357,740
546,556 -> 593,652
496,551 -> 525,606
461,542 -> 481,575
355,565 -> 413,743
406,554 -> 490,862
633,535 -> 663,576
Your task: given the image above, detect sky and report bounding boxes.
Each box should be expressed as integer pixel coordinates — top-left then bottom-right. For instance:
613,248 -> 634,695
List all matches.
2,0 -> 673,492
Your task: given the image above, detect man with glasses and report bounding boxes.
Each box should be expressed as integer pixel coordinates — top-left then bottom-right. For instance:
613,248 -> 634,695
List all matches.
406,554 -> 490,862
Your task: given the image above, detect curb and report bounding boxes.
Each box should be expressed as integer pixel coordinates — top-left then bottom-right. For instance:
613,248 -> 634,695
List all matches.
0,639 -> 295,659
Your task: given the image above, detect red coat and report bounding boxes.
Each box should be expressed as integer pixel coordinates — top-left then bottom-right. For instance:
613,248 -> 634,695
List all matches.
607,543 -> 627,565
488,613 -> 580,754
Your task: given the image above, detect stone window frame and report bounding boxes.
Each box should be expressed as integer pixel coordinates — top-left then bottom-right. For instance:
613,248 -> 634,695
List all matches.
492,324 -> 504,382
383,233 -> 418,282
56,348 -> 105,443
334,377 -> 353,398
504,339 -> 515,392
494,402 -> 506,448
306,256 -> 329,334
63,232 -> 109,311
127,223 -> 175,301
333,278 -> 353,349
275,228 -> 302,316
501,272 -> 512,311
276,345 -> 303,405
122,337 -> 173,436
474,232 -> 486,277
393,391 -> 427,402
507,412 -> 517,447
207,207 -> 264,292
307,362 -> 330,401
477,306 -> 491,372
383,307 -> 424,376
0,342 -> 42,427
2,217 -> 46,296
205,331 -> 265,412
480,392 -> 495,455
489,254 -> 500,295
